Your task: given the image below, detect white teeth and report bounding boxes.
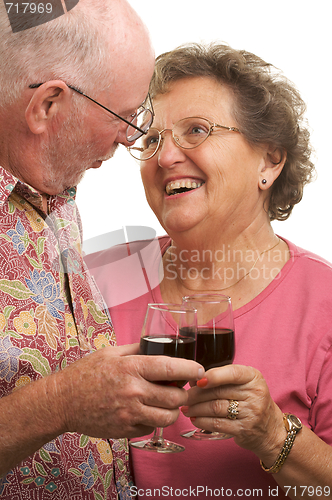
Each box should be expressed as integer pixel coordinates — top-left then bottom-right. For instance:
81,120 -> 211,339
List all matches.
165,179 -> 204,195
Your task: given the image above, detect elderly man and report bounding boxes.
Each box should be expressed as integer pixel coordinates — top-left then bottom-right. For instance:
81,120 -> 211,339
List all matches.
0,1 -> 203,498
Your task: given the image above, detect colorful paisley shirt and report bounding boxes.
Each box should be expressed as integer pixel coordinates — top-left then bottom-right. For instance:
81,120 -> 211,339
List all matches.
0,167 -> 133,499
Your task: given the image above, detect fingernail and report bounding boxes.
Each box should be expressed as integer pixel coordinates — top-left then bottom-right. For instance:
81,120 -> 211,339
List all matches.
198,367 -> 205,379
190,417 -> 196,423
181,406 -> 189,415
197,377 -> 208,388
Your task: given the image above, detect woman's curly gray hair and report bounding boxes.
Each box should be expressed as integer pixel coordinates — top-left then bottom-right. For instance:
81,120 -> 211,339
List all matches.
149,43 -> 315,221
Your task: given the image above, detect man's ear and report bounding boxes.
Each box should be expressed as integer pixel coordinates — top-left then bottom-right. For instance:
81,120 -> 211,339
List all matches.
259,145 -> 287,189
25,81 -> 71,135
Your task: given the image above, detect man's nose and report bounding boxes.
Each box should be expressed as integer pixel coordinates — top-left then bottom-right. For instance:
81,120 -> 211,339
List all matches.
115,123 -> 133,147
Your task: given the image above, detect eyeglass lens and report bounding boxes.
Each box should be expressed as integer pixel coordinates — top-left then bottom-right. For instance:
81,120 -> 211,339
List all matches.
126,108 -> 154,142
128,117 -> 211,159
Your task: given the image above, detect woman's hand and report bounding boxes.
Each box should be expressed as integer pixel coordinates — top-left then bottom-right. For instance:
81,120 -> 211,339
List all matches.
184,364 -> 332,499
184,364 -> 285,462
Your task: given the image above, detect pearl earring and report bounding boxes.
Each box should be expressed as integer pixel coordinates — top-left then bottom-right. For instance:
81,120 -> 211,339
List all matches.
262,179 -> 267,185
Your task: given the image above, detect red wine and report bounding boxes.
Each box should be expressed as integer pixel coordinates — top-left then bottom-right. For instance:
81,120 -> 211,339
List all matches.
140,334 -> 196,360
140,333 -> 196,387
196,327 -> 234,371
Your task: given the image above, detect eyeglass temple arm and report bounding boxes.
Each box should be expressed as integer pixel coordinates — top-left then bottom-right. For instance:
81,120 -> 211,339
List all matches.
127,146 -> 144,152
214,123 -> 241,133
29,83 -> 147,135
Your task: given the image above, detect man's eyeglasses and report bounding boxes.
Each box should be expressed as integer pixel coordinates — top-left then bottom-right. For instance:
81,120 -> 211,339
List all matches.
29,83 -> 154,142
127,116 -> 241,160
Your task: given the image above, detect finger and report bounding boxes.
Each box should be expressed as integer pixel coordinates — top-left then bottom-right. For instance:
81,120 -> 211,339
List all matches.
139,380 -> 189,411
197,364 -> 258,389
186,384 -> 237,406
129,406 -> 184,437
137,356 -> 205,384
182,399 -> 225,418
187,415 -> 237,436
137,406 -> 182,430
101,351 -> 199,411
182,398 -> 243,436
183,398 -> 243,420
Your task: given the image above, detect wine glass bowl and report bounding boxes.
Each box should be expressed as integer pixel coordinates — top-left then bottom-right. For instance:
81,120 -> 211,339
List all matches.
180,293 -> 235,440
130,303 -> 197,453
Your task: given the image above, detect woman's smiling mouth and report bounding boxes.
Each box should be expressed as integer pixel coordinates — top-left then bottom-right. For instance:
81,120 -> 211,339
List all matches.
165,178 -> 205,196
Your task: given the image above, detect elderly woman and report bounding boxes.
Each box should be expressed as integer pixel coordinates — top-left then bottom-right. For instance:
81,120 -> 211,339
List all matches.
86,43 -> 332,498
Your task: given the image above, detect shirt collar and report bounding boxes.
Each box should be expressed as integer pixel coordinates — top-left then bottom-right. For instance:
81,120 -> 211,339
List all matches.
0,166 -> 77,211
0,166 -> 18,206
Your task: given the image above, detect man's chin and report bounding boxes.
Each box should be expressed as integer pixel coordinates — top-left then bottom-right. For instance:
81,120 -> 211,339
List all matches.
90,147 -> 117,169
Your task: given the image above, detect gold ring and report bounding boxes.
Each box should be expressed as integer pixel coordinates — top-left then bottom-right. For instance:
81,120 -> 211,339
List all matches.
227,399 -> 239,420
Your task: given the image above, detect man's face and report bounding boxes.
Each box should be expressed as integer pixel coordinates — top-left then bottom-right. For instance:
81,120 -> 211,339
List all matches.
41,47 -> 155,195
26,4 -> 155,196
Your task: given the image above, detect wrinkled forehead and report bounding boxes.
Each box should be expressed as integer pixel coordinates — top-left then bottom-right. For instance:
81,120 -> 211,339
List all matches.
102,22 -> 155,113
150,77 -> 237,128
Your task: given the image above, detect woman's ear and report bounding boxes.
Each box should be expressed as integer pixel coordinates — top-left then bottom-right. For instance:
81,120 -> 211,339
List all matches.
25,81 -> 71,135
259,146 -> 287,190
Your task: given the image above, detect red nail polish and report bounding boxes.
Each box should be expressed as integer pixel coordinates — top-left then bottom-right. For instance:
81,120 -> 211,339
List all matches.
190,417 -> 196,423
181,406 -> 189,415
197,377 -> 208,388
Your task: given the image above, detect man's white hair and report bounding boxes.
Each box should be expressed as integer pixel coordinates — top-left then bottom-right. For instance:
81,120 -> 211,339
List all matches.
0,0 -> 125,106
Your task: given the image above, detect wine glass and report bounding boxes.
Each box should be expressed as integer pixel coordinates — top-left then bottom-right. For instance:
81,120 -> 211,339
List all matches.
129,303 -> 197,453
180,293 -> 235,440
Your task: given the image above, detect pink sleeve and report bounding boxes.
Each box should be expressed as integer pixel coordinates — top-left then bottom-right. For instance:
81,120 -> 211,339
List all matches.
309,331 -> 332,445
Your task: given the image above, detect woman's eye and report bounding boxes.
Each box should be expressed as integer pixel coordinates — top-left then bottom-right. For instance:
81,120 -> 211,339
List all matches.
189,125 -> 208,135
143,134 -> 159,149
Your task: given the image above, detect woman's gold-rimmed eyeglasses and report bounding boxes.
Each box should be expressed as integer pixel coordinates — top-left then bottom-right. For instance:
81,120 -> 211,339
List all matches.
127,116 -> 240,160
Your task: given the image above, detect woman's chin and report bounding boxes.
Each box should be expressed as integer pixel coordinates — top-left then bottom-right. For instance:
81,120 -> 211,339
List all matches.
161,212 -> 203,236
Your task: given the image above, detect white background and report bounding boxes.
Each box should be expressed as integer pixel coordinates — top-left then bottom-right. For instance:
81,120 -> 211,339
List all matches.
76,0 -> 332,261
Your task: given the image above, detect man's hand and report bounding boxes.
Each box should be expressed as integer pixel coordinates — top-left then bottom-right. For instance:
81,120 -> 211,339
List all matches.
0,344 -> 204,475
53,344 -> 205,438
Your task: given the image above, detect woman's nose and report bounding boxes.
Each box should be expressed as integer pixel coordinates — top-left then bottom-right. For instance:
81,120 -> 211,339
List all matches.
157,131 -> 186,169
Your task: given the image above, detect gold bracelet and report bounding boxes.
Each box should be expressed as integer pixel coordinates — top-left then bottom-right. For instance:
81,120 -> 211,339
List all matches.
260,413 -> 302,474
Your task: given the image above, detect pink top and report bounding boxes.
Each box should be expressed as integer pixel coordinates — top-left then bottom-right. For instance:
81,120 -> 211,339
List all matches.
86,236 -> 332,498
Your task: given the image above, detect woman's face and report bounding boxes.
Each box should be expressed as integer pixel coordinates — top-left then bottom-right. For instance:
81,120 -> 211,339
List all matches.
140,77 -> 270,240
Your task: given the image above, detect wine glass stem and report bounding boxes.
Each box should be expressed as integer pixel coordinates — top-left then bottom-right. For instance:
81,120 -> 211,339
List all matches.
151,427 -> 164,446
